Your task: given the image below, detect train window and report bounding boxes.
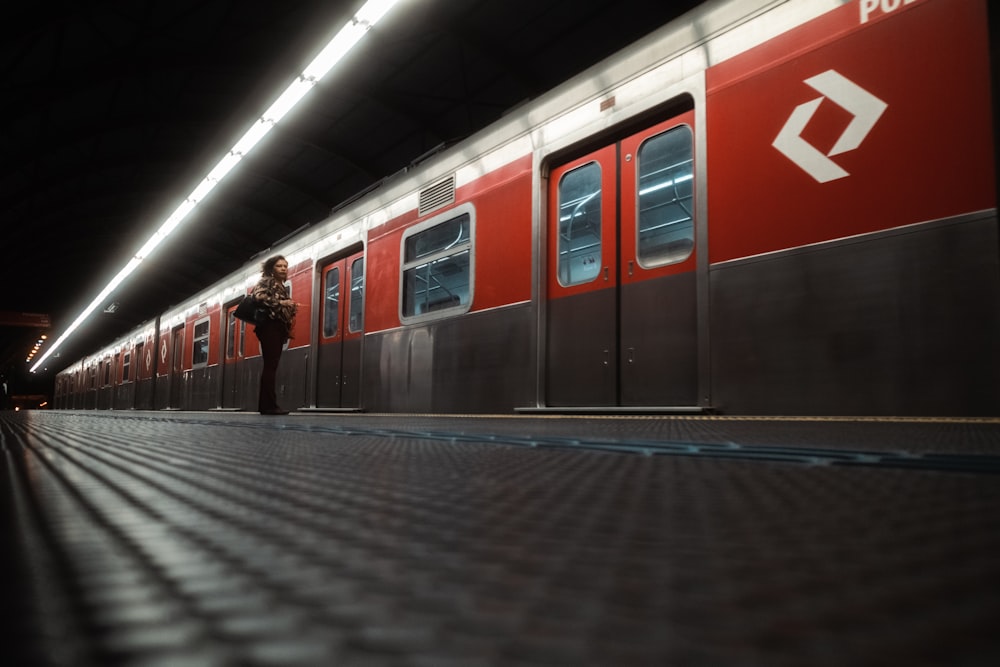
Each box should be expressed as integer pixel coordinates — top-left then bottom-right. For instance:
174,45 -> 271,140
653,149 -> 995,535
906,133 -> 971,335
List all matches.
636,125 -> 694,267
557,161 -> 603,286
401,204 -> 474,322
349,257 -> 364,333
192,318 -> 210,367
122,350 -> 131,383
324,267 -> 340,338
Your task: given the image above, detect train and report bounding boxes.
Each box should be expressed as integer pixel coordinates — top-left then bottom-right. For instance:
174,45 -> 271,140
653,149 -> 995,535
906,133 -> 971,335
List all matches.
54,0 -> 999,416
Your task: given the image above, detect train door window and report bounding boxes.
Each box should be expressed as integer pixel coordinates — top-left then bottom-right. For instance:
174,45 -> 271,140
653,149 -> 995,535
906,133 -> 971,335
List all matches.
323,267 -> 340,338
282,281 -> 292,350
401,204 -> 474,322
226,311 -> 237,359
192,318 -> 210,367
636,125 -> 694,267
226,310 -> 247,359
122,350 -> 131,383
556,161 -> 603,286
102,360 -> 111,387
348,257 -> 364,333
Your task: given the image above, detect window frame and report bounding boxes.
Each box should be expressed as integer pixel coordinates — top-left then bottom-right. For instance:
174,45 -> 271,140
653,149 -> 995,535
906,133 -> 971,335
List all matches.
322,266 -> 341,340
225,307 -> 246,360
226,310 -> 238,360
399,202 -> 476,325
555,160 -> 604,288
121,349 -> 132,384
348,256 -> 365,334
634,123 -> 695,270
282,280 -> 292,351
192,317 -> 211,368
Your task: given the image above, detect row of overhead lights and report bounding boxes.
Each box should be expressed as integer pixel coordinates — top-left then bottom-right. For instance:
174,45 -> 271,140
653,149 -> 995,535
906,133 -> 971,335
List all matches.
29,0 -> 405,374
26,334 -> 49,364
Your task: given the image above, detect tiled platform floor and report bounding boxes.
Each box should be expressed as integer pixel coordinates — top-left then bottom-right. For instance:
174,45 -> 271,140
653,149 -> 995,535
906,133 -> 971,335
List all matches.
3,410 -> 999,666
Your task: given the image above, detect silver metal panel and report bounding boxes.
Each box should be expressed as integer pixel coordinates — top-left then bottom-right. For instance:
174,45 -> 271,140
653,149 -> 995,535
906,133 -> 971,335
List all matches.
710,214 -> 1000,415
341,338 -> 363,409
546,289 -> 618,407
364,304 -> 534,413
620,272 -> 698,406
275,348 -> 309,411
315,340 -> 344,408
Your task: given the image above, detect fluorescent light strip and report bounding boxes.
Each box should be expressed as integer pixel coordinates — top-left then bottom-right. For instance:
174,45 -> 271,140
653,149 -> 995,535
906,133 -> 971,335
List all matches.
32,0 -> 403,373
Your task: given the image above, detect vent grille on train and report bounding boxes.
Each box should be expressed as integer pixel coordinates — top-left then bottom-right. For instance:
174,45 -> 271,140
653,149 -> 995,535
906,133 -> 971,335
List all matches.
418,176 -> 456,216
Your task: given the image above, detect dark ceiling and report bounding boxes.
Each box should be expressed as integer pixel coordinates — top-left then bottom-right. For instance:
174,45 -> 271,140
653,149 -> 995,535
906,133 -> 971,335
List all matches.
0,0 -> 705,395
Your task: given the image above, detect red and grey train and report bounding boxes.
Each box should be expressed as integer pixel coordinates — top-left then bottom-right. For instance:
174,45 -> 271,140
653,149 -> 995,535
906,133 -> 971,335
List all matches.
54,0 -> 999,416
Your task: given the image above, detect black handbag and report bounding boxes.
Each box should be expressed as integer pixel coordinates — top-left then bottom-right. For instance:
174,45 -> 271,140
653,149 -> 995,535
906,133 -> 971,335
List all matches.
233,294 -> 261,323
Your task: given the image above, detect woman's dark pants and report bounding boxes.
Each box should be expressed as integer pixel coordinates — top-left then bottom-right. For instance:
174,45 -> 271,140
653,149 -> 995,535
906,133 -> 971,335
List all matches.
254,319 -> 286,412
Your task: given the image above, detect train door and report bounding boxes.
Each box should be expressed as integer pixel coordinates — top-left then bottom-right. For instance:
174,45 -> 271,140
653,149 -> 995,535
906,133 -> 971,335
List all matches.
221,305 -> 248,409
546,111 -> 698,407
168,325 -> 185,408
315,251 -> 365,408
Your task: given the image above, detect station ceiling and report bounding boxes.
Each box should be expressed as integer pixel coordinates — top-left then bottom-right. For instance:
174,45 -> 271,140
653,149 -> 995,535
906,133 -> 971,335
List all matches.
0,0 -> 704,382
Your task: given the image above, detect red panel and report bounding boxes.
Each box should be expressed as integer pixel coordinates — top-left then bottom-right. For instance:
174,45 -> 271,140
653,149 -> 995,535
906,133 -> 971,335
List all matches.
365,231 -> 404,334
287,264 -> 312,348
157,329 -> 170,377
245,325 -> 260,358
459,154 -> 532,200
466,172 -> 533,310
209,307 -> 221,367
547,144 -> 618,301
707,0 -> 995,264
365,157 -> 533,333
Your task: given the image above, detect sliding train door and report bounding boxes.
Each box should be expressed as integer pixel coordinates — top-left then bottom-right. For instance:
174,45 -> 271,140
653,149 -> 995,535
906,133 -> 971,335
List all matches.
546,111 -> 698,407
221,305 -> 248,409
168,325 -> 185,409
316,251 -> 365,409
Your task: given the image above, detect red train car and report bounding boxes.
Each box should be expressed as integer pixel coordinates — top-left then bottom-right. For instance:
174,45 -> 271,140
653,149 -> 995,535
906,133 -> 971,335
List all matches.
55,0 -> 999,416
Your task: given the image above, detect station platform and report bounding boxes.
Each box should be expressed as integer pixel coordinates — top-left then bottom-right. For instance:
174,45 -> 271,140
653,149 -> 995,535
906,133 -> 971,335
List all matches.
3,410 -> 999,666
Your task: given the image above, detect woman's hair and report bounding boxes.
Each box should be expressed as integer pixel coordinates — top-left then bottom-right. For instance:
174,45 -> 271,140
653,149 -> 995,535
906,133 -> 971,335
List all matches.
260,254 -> 286,277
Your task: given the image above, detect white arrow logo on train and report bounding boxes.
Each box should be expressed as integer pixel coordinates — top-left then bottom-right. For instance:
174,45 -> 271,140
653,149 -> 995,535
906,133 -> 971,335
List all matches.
772,70 -> 887,183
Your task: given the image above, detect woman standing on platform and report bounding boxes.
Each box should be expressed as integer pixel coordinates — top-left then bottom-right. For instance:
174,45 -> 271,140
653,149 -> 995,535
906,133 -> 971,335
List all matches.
253,255 -> 298,415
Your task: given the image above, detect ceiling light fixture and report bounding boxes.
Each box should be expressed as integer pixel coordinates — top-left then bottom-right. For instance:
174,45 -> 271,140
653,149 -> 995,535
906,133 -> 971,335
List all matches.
31,0 -> 404,373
